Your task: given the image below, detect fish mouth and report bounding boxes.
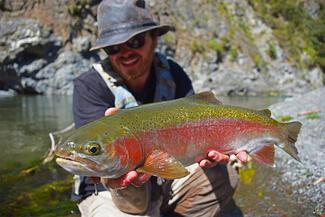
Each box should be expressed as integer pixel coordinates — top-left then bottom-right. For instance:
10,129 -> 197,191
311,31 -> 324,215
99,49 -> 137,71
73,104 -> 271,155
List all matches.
55,150 -> 100,176
56,158 -> 99,176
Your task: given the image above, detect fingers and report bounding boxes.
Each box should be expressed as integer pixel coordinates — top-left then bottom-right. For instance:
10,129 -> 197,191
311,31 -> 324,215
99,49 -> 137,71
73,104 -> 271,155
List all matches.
105,107 -> 119,116
199,151 -> 229,168
208,150 -> 229,163
236,151 -> 249,163
132,173 -> 152,187
101,171 -> 138,189
199,159 -> 218,168
199,150 -> 250,169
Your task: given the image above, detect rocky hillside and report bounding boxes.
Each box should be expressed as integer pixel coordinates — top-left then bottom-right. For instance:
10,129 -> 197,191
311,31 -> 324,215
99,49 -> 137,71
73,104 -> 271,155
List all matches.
0,0 -> 324,96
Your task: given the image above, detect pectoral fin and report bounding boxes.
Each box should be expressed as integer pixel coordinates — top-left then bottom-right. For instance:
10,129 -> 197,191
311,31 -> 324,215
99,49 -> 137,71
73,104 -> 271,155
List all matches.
136,150 -> 189,179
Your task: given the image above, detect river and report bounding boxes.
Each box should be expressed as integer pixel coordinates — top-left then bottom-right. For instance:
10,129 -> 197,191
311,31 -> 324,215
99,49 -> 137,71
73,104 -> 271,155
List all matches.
0,95 -> 73,168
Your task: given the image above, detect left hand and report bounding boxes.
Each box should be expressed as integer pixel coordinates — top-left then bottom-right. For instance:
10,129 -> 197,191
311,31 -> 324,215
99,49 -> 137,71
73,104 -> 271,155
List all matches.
198,150 -> 249,168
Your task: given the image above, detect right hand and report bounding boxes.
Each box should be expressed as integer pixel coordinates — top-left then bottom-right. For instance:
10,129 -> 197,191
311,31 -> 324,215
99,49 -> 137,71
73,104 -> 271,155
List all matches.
90,107 -> 152,189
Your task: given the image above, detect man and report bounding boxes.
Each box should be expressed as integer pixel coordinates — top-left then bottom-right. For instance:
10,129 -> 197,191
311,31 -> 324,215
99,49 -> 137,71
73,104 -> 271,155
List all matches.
72,0 -> 248,216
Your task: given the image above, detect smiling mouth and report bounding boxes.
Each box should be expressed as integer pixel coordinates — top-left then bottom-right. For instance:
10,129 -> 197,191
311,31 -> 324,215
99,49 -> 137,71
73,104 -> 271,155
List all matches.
121,55 -> 139,66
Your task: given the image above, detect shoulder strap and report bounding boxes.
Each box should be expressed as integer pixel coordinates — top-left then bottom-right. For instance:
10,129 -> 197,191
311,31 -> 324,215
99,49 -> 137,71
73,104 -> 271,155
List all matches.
154,53 -> 176,101
93,62 -> 117,89
93,61 -> 138,109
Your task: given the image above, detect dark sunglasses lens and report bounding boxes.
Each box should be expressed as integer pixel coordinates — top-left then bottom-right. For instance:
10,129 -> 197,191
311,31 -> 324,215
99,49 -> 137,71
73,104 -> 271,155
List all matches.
127,33 -> 145,49
104,46 -> 120,55
103,33 -> 145,55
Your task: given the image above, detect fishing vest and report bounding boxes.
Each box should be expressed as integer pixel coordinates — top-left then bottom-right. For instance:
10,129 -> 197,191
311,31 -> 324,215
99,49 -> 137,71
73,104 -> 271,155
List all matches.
92,52 -> 177,108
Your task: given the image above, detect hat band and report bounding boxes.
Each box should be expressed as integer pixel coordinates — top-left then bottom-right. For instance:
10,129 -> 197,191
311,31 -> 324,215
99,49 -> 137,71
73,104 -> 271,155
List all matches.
100,22 -> 158,38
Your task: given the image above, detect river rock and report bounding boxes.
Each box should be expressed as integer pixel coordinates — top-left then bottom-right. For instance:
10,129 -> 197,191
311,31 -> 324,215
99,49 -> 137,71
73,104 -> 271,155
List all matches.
23,51 -> 95,95
0,18 -> 63,93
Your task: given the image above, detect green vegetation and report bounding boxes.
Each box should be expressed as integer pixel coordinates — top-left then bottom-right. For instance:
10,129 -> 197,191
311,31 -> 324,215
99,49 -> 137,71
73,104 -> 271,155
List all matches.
304,112 -> 321,119
67,0 -> 89,16
230,47 -> 238,61
239,161 -> 256,185
217,2 -> 266,69
276,115 -> 293,122
163,32 -> 176,46
266,43 -> 277,60
0,161 -> 77,217
0,179 -> 76,217
247,0 -> 325,73
208,39 -> 224,53
190,40 -> 206,54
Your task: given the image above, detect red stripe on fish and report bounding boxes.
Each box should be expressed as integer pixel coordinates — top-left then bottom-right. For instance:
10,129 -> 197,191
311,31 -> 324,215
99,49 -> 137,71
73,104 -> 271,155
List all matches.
112,138 -> 143,167
138,118 -> 279,161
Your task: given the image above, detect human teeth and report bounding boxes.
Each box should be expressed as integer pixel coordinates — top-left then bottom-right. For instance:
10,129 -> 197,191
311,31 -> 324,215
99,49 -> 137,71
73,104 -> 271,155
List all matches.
122,58 -> 137,65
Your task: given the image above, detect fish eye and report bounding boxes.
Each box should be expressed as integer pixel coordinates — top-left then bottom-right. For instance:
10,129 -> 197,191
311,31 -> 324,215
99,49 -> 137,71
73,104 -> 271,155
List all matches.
86,142 -> 101,155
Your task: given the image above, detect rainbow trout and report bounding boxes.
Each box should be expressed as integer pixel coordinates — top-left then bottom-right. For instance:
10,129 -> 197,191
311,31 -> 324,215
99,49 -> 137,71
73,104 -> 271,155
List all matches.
55,92 -> 301,179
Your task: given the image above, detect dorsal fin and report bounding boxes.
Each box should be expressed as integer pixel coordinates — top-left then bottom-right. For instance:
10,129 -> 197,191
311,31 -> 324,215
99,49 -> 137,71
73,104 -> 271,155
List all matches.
187,92 -> 222,105
256,109 -> 272,117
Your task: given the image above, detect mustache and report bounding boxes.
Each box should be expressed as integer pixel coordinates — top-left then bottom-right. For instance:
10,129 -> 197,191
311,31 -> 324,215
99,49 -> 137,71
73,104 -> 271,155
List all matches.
119,53 -> 140,61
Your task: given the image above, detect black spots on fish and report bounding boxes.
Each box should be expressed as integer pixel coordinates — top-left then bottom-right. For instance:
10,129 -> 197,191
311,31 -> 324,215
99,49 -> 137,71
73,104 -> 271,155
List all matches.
85,141 -> 102,155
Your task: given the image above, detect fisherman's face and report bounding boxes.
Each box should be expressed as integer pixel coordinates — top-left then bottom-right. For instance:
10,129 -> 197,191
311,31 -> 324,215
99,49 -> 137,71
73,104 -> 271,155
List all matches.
106,31 -> 157,83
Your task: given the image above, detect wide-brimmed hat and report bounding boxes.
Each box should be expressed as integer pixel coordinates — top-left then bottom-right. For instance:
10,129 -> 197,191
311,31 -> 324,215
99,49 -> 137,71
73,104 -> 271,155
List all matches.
90,0 -> 171,51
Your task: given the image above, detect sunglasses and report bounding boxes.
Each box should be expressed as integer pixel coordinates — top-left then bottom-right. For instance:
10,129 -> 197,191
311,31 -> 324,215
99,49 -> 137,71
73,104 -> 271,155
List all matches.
103,33 -> 146,55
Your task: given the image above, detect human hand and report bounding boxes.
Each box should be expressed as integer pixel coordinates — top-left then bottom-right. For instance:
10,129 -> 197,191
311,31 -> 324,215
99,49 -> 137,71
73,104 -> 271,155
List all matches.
198,150 -> 250,168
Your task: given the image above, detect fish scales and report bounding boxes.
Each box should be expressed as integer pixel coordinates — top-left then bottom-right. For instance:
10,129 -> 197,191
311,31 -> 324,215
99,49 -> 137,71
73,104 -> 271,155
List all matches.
55,92 -> 301,179
113,118 -> 281,167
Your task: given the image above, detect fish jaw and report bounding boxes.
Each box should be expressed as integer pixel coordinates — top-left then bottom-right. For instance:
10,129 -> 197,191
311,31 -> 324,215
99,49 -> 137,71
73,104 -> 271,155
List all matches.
55,149 -> 105,176
56,157 -> 100,176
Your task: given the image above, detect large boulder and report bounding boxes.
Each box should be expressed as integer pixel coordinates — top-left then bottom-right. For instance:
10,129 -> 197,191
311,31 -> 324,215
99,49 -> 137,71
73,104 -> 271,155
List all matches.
0,18 -> 62,93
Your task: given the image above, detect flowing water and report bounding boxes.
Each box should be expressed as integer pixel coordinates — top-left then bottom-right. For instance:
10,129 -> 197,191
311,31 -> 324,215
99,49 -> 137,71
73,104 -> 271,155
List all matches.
0,95 -> 73,168
0,95 -> 320,217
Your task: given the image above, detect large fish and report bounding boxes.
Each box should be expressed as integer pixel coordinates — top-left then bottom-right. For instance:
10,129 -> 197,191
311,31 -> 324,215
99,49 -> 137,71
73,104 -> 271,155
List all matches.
55,92 -> 301,179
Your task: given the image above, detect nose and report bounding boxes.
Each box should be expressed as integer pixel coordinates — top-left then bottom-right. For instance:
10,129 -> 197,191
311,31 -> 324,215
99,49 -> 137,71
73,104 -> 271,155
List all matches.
119,44 -> 134,58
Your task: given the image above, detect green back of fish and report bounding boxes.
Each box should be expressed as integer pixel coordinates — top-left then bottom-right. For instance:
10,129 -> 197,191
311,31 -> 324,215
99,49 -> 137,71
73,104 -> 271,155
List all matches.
106,92 -> 278,133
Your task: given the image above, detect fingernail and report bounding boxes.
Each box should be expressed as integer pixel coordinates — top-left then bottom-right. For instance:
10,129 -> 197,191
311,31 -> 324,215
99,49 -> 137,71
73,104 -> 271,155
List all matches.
200,160 -> 207,167
208,151 -> 217,158
230,154 -> 237,161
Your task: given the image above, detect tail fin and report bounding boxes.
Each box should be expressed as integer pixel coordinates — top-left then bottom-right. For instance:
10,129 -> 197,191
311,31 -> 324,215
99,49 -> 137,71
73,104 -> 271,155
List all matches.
281,121 -> 302,162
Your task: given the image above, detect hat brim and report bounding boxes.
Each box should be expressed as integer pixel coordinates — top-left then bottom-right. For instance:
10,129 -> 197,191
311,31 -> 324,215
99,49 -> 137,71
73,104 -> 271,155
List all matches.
90,25 -> 171,51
